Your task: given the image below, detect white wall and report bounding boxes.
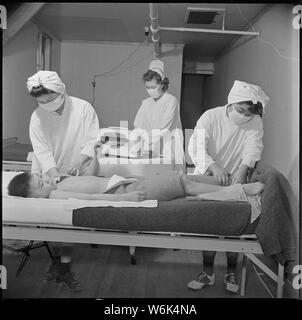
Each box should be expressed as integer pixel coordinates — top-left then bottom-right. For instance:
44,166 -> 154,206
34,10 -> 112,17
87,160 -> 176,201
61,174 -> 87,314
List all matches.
3,22 -> 39,143
3,21 -> 61,144
204,4 -> 299,200
60,41 -> 184,129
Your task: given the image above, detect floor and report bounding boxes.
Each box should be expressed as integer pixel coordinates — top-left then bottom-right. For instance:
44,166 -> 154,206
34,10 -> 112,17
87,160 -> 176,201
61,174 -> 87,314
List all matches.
2,243 -> 298,299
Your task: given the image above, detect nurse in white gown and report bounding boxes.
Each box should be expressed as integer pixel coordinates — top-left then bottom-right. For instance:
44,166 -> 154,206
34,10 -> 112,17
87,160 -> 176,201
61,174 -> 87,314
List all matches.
27,71 -> 100,180
133,60 -> 184,172
187,80 -> 269,293
188,80 -> 270,186
26,70 -> 100,291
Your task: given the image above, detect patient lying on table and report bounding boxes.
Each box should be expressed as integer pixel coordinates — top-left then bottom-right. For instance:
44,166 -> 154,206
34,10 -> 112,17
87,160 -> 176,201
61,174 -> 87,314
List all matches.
7,170 -> 264,202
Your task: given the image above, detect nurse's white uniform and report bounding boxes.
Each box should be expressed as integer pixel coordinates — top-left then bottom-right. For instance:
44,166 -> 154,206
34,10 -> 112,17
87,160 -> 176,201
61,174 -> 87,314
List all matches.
30,95 -> 100,174
188,105 -> 264,175
134,91 -> 184,170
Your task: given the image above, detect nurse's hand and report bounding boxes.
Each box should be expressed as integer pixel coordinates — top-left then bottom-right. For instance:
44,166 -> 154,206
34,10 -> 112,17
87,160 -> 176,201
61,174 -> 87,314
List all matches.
209,163 -> 230,186
46,167 -> 60,184
66,158 -> 90,176
65,166 -> 80,176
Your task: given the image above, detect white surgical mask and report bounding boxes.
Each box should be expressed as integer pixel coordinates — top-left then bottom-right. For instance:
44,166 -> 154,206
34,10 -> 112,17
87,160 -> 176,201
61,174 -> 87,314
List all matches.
147,86 -> 162,100
228,107 -> 253,125
38,94 -> 65,112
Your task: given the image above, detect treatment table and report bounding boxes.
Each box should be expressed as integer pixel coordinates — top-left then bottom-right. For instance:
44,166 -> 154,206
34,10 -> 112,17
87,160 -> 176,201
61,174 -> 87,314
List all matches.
3,156 -> 296,298
3,191 -> 287,298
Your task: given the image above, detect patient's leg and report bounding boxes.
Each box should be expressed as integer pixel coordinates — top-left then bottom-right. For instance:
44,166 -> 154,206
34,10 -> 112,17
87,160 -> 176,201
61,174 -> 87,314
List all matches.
84,154 -> 101,176
180,175 -> 224,195
185,174 -> 218,185
181,175 -> 264,197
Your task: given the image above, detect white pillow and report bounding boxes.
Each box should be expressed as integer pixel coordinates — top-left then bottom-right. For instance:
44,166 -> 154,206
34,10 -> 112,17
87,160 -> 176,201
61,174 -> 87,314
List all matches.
2,171 -> 24,196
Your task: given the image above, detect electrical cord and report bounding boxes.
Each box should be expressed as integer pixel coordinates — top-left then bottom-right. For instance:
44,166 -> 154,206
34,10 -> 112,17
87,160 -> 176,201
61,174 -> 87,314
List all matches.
96,51 -> 153,79
91,49 -> 153,105
236,4 -> 300,62
91,39 -> 149,105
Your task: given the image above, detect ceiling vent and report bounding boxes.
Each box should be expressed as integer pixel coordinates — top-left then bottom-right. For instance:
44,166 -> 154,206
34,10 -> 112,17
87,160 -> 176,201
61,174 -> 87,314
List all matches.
185,7 -> 225,25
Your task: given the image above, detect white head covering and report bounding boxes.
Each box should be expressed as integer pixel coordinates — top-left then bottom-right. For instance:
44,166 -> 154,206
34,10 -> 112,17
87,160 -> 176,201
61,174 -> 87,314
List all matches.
149,59 -> 166,80
228,80 -> 269,111
26,71 -> 66,94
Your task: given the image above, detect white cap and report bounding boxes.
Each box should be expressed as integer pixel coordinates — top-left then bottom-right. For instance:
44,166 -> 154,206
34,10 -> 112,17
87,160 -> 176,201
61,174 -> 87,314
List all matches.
26,71 -> 66,94
228,80 -> 270,110
149,59 -> 166,80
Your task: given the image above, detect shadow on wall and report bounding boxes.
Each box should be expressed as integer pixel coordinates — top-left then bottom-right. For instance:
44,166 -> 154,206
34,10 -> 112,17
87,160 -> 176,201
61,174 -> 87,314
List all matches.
284,153 -> 299,261
160,45 -> 184,58
288,153 -> 299,200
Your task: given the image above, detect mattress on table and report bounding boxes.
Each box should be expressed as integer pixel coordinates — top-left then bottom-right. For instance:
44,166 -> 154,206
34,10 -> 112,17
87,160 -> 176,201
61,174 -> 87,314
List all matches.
3,195 -> 254,236
3,143 -> 33,162
73,198 -> 253,236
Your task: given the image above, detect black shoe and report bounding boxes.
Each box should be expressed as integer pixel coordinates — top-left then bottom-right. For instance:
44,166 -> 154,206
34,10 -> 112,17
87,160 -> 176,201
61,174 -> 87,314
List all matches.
224,273 -> 239,293
43,264 -> 60,283
56,271 -> 82,292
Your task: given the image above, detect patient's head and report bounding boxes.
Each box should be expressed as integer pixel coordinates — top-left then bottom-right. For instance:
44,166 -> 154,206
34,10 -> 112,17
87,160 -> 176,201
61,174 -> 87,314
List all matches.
8,172 -> 56,198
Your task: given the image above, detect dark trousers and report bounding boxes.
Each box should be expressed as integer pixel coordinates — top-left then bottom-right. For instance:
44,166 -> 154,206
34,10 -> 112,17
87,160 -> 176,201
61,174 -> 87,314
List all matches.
203,251 -> 238,274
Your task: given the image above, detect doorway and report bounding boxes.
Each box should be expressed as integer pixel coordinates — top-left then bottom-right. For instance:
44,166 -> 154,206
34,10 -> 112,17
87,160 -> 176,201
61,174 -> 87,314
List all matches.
180,73 -> 211,166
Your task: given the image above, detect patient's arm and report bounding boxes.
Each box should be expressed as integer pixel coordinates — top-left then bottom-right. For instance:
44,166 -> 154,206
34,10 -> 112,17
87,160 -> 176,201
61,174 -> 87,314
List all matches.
83,155 -> 100,176
49,190 -> 146,201
82,142 -> 105,176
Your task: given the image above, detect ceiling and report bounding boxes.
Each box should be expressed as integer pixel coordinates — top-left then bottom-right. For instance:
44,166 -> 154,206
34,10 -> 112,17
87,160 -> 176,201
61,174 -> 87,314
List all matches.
33,3 -> 269,62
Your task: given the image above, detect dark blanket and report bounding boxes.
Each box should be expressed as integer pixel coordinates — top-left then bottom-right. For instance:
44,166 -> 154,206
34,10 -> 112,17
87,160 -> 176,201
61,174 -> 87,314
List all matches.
251,161 -> 297,263
73,199 -> 251,236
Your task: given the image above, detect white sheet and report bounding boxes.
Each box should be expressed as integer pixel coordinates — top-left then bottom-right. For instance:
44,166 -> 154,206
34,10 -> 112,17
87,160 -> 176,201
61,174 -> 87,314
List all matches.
3,197 -> 73,225
64,199 -> 158,211
3,196 -> 158,225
